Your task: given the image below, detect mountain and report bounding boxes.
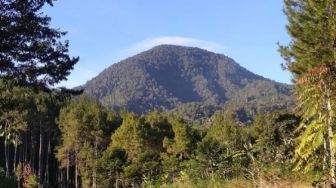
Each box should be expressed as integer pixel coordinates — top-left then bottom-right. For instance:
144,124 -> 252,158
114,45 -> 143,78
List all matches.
81,45 -> 294,122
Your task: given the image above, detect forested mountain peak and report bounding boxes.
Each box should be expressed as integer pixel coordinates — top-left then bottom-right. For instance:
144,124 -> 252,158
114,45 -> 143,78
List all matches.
82,45 -> 293,118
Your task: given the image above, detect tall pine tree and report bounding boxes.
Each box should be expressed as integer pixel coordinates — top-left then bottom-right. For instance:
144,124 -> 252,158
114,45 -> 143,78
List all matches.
279,0 -> 336,186
0,0 -> 79,88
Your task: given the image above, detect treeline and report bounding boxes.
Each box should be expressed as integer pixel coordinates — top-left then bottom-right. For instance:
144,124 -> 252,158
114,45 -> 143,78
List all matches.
0,79 -> 70,187
3,0 -> 336,187
0,83 -> 305,187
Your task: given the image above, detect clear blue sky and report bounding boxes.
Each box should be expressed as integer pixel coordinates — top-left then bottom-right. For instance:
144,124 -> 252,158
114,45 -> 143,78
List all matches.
44,0 -> 292,87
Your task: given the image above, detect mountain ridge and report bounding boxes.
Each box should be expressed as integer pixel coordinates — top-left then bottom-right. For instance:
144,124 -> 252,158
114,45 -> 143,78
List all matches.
81,45 -> 293,120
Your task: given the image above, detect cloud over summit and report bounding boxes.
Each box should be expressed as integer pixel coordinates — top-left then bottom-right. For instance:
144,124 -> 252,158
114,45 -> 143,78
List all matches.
121,36 -> 225,58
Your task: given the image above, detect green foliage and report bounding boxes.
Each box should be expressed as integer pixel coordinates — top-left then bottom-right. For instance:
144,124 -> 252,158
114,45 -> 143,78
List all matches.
0,175 -> 16,188
83,45 -> 293,117
0,0 -> 77,187
15,162 -> 23,184
279,0 -> 336,183
0,87 -> 309,188
0,3 -> 301,186
0,79 -> 31,145
144,111 -> 174,150
110,112 -> 150,161
0,0 -> 79,87
189,112 -> 249,180
205,112 -> 244,149
251,111 -> 298,163
97,147 -> 127,188
25,174 -> 38,188
56,95 -> 120,187
279,0 -> 336,77
191,138 -> 229,179
181,110 -> 300,186
123,150 -> 161,186
99,111 -> 198,187
168,102 -> 222,126
163,115 -> 194,159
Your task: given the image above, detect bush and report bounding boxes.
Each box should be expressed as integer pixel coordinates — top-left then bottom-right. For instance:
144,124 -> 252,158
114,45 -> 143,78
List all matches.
0,175 -> 16,188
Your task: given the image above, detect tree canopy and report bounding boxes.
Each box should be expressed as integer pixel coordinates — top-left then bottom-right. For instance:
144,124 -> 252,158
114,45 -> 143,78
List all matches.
0,0 -> 79,88
279,0 -> 336,186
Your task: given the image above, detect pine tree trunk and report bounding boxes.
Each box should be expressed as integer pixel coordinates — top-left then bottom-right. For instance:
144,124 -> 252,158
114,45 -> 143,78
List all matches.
66,152 -> 70,187
24,132 -> 27,162
115,172 -> 119,188
93,137 -> 98,188
38,124 -> 43,185
5,139 -> 9,176
30,133 -> 35,171
75,154 -> 78,188
18,146 -> 23,188
324,134 -> 329,171
14,142 -> 17,172
59,169 -> 63,188
17,162 -> 22,188
327,98 -> 336,187
45,138 -> 50,185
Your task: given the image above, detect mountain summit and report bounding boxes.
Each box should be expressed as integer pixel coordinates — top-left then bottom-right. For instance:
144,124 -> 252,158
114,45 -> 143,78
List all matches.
82,45 -> 293,117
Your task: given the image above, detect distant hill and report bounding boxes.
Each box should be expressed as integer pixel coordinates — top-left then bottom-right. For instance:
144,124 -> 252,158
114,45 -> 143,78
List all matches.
81,45 -> 294,122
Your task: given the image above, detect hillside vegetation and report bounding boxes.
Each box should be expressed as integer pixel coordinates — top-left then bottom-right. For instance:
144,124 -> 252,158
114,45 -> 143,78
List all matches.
82,45 -> 294,121
2,0 -> 336,188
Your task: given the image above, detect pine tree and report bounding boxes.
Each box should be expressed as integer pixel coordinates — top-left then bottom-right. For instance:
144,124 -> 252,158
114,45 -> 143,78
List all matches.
110,113 -> 148,161
0,0 -> 79,88
56,96 -> 114,187
0,79 -> 31,177
279,0 -> 336,186
163,115 -> 193,160
97,147 -> 127,188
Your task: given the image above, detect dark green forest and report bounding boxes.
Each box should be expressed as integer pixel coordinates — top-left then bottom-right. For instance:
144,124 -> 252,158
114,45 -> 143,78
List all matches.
1,0 -> 336,188
82,44 -> 294,119
0,91 -> 306,187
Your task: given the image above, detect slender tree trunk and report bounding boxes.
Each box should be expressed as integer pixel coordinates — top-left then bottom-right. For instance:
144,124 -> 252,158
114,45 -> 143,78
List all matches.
66,152 -> 70,187
14,142 -> 17,172
18,146 -> 23,188
75,154 -> 78,188
24,132 -> 27,163
322,112 -> 329,172
324,134 -> 329,171
59,169 -> 61,188
5,139 -> 9,176
115,172 -> 119,188
327,98 -> 336,187
93,137 -> 98,188
59,169 -> 63,188
38,124 -> 43,186
45,138 -> 51,185
30,133 -> 35,171
17,162 -> 22,188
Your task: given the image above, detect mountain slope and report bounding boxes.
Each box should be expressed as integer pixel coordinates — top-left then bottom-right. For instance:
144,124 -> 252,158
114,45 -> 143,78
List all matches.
82,45 -> 293,117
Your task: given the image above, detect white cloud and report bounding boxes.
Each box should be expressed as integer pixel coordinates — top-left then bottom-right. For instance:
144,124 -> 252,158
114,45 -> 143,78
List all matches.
118,36 -> 225,60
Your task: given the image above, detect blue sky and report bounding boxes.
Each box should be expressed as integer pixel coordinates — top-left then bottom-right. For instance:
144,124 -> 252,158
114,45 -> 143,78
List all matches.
44,0 -> 291,87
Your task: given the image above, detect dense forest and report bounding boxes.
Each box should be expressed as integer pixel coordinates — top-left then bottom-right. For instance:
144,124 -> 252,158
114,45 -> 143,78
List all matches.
0,90 -> 305,187
81,44 -> 294,120
1,0 -> 336,188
